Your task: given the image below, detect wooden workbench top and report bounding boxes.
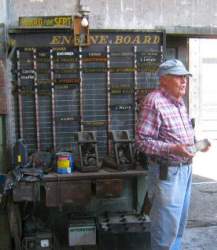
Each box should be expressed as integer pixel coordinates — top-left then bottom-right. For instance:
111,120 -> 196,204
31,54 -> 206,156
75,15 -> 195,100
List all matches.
42,167 -> 147,182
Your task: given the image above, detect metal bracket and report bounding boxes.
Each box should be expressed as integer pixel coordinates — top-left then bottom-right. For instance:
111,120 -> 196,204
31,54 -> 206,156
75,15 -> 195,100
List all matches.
110,130 -> 134,170
76,131 -> 100,172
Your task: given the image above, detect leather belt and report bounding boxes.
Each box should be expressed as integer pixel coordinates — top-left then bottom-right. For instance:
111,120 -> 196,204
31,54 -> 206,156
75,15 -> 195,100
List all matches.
151,156 -> 193,167
166,159 -> 192,167
158,159 -> 192,180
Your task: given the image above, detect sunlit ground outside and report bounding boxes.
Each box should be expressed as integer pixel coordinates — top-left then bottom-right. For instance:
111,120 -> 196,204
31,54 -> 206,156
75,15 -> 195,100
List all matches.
192,139 -> 217,181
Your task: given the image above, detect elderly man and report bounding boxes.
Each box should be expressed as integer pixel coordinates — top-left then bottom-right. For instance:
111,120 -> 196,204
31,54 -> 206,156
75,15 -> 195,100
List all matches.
136,59 -> 209,250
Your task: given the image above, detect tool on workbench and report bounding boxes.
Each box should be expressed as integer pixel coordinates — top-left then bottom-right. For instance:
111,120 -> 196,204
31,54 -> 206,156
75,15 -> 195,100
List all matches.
103,130 -> 134,171
75,131 -> 100,172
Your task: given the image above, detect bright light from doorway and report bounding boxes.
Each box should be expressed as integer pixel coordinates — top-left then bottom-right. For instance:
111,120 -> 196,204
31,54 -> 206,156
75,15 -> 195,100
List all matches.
30,0 -> 44,2
189,39 -> 217,181
193,140 -> 217,181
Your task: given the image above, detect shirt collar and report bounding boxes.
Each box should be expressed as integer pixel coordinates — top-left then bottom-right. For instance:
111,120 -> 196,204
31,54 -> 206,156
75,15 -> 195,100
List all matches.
160,87 -> 184,106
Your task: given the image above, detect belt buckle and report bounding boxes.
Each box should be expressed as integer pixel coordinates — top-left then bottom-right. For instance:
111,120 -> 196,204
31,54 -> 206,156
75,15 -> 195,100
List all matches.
178,162 -> 183,167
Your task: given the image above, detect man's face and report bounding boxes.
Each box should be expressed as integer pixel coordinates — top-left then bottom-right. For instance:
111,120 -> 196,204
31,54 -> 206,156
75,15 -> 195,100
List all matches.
160,75 -> 188,99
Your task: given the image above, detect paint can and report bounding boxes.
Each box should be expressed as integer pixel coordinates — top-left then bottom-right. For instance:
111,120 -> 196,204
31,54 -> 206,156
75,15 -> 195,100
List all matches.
56,152 -> 74,174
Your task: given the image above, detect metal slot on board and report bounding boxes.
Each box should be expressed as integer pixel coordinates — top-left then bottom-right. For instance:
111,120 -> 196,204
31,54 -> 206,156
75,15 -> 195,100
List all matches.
55,51 -> 76,56
54,84 -> 78,90
37,79 -> 52,84
18,53 -> 34,58
111,89 -> 134,95
55,116 -> 80,124
16,88 -> 50,96
22,47 -> 35,52
20,74 -> 34,80
19,69 -> 35,74
13,85 -> 32,95
53,50 -> 104,57
54,68 -> 79,74
137,65 -> 159,73
37,58 -> 50,63
17,59 -> 33,64
11,69 -> 27,74
84,52 -> 107,57
55,78 -> 80,84
137,88 -> 155,96
37,84 -> 52,96
17,84 -> 51,90
111,84 -> 131,89
37,84 -> 52,90
52,46 -> 67,52
136,51 -> 162,64
82,120 -> 107,127
110,52 -> 134,56
37,90 -> 51,96
14,85 -> 33,90
110,67 -> 135,73
53,57 -> 79,63
37,52 -> 50,58
81,67 -> 135,74
19,90 -> 34,96
82,68 -> 107,73
37,69 -> 51,74
82,56 -> 107,63
110,84 -> 133,95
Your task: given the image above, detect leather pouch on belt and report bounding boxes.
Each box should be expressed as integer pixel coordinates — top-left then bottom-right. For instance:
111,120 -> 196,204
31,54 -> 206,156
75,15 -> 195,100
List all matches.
159,164 -> 168,180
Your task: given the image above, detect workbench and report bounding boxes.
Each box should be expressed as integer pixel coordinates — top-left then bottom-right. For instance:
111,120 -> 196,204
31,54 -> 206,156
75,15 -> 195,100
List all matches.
43,167 -> 147,181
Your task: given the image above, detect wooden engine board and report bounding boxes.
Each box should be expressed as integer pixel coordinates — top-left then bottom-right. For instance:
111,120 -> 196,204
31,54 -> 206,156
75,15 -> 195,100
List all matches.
10,29 -> 165,158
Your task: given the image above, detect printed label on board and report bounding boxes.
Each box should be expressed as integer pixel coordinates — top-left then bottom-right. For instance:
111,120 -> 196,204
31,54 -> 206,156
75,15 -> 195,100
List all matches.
111,104 -> 133,111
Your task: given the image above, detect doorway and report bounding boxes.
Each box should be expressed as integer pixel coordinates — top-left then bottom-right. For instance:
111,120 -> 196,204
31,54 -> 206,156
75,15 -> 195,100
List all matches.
189,38 -> 217,180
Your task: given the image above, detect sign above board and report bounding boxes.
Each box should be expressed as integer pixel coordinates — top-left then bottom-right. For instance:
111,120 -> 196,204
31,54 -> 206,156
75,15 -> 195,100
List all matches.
19,16 -> 73,28
50,34 -> 161,46
9,30 -> 164,49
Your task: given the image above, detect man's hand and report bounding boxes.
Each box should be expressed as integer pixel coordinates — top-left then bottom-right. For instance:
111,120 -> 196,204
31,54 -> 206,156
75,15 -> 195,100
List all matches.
170,144 -> 195,158
195,139 -> 211,153
201,146 -> 210,152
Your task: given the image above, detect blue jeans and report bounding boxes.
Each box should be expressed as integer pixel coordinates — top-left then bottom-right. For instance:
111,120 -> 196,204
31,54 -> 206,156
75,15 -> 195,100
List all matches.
148,164 -> 192,250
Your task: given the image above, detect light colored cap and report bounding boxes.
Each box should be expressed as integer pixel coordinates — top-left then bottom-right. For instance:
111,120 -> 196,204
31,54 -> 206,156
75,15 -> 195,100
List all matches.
158,59 -> 192,77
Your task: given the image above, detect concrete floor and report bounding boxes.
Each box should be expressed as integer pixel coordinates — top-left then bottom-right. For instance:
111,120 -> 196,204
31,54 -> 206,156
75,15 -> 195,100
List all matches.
182,140 -> 217,250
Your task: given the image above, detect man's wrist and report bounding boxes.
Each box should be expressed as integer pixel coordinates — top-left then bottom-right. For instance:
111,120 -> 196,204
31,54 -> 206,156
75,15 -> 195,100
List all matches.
167,144 -> 175,155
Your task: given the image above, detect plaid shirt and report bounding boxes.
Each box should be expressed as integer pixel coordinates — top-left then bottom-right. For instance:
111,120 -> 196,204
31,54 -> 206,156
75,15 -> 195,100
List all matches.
136,88 -> 195,163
